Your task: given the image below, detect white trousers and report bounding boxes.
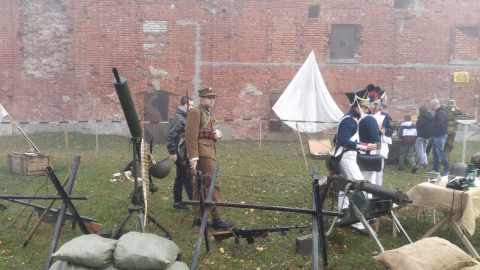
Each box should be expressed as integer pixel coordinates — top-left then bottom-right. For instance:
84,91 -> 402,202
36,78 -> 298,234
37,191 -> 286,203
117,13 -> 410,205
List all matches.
337,151 -> 368,230
374,158 -> 385,186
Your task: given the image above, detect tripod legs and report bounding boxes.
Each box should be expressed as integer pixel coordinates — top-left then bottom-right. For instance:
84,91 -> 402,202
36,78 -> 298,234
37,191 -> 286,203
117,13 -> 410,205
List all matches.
110,204 -> 172,240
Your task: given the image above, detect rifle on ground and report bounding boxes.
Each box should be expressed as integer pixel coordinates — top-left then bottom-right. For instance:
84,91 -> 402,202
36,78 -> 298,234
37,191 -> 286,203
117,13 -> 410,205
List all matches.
5,199 -> 102,233
213,225 -> 308,244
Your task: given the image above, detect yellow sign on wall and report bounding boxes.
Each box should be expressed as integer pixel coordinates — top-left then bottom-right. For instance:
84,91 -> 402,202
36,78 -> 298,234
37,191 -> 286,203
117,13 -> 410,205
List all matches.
454,72 -> 469,83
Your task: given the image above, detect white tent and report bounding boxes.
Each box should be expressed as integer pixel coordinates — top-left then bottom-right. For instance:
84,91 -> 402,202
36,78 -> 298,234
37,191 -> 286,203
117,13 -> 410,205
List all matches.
272,51 -> 343,133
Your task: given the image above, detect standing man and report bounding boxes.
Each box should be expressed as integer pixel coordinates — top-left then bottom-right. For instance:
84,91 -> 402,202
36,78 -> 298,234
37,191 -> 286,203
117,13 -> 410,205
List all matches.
165,96 -> 194,211
444,100 -> 468,160
185,87 -> 235,229
358,111 -> 381,184
427,99 -> 449,176
415,105 -> 434,169
398,115 -> 418,173
333,89 -> 377,235
369,88 -> 393,186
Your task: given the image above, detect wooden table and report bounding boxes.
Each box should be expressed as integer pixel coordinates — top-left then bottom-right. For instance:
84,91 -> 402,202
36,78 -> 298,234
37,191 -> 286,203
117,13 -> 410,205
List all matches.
406,182 -> 480,259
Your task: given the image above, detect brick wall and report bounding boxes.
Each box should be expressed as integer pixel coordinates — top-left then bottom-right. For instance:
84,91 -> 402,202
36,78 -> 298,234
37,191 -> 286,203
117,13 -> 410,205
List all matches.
0,0 -> 479,139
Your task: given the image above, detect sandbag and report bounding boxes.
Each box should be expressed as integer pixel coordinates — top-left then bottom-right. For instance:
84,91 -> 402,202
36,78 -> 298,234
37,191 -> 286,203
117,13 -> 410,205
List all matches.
114,232 -> 180,270
50,260 -> 122,270
49,261 -> 91,270
164,261 -> 189,270
52,234 -> 118,269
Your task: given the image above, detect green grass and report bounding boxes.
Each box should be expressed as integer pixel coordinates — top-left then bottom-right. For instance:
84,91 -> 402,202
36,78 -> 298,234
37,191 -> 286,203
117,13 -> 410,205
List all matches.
0,133 -> 479,269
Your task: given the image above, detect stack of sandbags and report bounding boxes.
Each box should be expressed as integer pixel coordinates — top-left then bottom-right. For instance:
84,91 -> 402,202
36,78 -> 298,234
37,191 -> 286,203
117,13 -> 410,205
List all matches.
50,232 -> 187,270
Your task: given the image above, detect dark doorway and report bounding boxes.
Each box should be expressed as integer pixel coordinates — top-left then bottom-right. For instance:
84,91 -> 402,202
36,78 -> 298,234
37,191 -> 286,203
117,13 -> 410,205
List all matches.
144,92 -> 169,144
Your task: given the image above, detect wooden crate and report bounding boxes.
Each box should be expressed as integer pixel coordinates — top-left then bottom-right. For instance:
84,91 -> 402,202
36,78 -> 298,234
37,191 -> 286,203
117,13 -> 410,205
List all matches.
308,139 -> 332,160
7,153 -> 53,175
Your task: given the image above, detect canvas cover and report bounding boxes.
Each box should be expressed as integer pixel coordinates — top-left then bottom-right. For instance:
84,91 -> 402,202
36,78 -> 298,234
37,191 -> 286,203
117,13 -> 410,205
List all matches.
0,103 -> 8,122
272,51 -> 343,133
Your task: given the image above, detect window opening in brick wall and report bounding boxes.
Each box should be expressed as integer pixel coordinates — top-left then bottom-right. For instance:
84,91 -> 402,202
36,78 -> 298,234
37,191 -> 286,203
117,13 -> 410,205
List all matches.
330,25 -> 358,59
394,0 -> 412,9
309,5 -> 320,19
453,26 -> 479,61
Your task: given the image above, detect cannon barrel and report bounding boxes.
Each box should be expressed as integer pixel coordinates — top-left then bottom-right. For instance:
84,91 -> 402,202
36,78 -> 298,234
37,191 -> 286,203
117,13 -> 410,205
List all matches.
330,176 -> 412,207
112,68 -> 143,138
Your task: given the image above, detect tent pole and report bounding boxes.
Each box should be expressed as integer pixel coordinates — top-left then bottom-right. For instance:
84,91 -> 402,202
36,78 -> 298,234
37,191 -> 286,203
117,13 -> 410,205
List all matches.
296,122 -> 308,170
259,120 -> 261,149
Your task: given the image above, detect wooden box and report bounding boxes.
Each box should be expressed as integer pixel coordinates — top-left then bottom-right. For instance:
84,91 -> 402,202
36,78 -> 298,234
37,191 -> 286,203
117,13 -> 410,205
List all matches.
7,153 -> 53,175
308,139 -> 332,160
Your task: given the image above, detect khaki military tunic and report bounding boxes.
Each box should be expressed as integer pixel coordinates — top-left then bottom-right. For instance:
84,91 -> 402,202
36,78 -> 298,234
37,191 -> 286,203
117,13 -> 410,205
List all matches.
185,104 -> 221,219
445,108 -> 468,160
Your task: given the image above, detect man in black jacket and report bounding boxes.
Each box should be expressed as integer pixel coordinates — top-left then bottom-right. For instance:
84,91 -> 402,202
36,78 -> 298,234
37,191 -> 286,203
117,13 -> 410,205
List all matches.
427,99 -> 449,176
165,96 -> 194,211
415,105 -> 434,169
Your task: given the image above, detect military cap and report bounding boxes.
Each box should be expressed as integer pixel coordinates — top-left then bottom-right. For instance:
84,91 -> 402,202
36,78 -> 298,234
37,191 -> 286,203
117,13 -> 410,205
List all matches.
373,89 -> 386,107
447,100 -> 456,107
345,89 -> 371,107
199,87 -> 216,97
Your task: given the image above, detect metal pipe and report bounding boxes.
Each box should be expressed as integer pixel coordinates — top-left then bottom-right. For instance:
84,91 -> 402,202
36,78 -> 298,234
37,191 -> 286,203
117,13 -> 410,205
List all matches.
0,195 -> 88,200
182,200 -> 344,217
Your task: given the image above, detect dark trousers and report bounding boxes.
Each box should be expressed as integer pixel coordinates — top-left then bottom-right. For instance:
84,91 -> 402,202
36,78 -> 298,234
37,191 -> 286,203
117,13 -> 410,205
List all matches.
173,159 -> 193,203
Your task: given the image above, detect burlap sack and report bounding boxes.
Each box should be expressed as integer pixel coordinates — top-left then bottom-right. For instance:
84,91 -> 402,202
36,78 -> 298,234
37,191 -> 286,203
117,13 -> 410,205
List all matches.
164,261 -> 189,270
51,234 -> 118,269
374,237 -> 477,270
49,261 -> 90,270
114,232 -> 180,270
49,260 -> 122,270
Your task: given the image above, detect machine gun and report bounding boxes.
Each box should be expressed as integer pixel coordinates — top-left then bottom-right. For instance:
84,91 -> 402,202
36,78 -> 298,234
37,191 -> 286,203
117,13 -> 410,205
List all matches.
5,199 -> 102,233
213,225 -> 308,244
323,175 -> 413,253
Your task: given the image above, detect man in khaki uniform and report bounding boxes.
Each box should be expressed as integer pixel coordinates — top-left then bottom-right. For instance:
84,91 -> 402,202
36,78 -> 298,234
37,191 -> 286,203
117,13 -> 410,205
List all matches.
185,87 -> 235,229
445,100 -> 468,160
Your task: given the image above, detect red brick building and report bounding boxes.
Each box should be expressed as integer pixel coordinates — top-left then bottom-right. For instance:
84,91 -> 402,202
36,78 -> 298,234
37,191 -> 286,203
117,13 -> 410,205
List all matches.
0,0 -> 479,139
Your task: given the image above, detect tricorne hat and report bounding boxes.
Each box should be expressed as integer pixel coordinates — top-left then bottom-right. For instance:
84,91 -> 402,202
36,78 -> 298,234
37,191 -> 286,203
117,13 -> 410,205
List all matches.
345,89 -> 371,107
447,100 -> 456,107
199,87 -> 216,97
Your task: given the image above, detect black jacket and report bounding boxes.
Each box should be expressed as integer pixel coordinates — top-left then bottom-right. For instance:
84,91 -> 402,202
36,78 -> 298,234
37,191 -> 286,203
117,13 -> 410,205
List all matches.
432,105 -> 448,137
416,112 -> 434,139
164,107 -> 187,155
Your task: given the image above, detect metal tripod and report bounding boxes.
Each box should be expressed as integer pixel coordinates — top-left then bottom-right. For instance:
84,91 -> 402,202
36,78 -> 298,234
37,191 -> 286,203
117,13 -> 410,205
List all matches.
111,137 -> 171,240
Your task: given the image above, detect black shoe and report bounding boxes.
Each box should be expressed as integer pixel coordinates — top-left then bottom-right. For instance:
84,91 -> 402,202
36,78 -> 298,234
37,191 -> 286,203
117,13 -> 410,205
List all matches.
172,203 -> 191,211
398,167 -> 404,171
192,218 -> 213,228
411,166 -> 418,173
212,218 -> 235,229
351,226 -> 369,236
368,218 -> 377,224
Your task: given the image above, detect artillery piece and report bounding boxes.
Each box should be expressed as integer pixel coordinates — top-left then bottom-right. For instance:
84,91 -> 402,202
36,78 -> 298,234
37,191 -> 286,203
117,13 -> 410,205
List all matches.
322,175 -> 413,253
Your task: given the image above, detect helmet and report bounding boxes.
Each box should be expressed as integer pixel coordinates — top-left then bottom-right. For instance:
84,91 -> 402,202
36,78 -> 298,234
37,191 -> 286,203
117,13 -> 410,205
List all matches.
149,157 -> 171,179
449,163 -> 467,177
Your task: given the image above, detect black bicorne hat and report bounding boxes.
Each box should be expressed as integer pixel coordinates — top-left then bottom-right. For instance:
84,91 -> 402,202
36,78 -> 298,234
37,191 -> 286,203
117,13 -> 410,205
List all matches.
345,89 -> 370,107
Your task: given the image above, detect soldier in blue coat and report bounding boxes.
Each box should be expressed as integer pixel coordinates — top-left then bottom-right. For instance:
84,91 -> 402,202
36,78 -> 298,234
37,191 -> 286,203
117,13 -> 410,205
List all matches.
368,88 -> 393,186
333,89 -> 377,235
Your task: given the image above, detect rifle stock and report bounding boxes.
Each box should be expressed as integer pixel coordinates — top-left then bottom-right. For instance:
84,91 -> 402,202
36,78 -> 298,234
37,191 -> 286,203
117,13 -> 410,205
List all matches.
84,222 -> 102,233
213,231 -> 271,244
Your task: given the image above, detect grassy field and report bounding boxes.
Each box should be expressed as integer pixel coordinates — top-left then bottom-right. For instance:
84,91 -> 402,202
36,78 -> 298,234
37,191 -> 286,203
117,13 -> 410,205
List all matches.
0,132 -> 479,269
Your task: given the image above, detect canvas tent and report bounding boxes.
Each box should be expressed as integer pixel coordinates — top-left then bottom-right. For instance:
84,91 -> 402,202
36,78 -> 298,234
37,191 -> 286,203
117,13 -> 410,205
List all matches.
272,51 -> 343,133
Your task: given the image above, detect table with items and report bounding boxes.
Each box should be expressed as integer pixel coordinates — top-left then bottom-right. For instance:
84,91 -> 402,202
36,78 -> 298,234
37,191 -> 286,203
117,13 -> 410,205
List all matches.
406,180 -> 480,259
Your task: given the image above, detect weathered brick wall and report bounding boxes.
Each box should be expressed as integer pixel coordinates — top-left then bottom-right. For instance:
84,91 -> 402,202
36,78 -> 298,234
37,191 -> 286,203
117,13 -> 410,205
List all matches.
0,0 -> 479,139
